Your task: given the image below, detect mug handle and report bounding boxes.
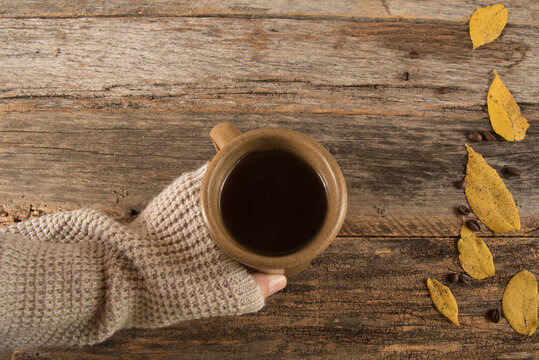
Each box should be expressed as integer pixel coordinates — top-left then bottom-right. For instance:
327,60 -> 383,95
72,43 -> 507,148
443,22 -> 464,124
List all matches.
210,122 -> 242,151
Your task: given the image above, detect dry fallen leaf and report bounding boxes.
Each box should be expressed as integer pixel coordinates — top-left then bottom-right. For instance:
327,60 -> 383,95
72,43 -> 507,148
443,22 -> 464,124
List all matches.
488,70 -> 530,141
502,270 -> 539,336
469,4 -> 508,49
464,145 -> 520,232
458,218 -> 495,279
427,278 -> 459,326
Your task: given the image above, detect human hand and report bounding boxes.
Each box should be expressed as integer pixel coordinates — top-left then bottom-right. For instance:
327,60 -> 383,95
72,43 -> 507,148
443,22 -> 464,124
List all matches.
252,273 -> 287,298
0,163 -> 288,348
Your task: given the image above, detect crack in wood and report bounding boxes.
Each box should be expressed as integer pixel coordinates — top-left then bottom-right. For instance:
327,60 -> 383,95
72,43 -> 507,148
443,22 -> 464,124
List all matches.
0,12 -> 536,29
381,0 -> 391,16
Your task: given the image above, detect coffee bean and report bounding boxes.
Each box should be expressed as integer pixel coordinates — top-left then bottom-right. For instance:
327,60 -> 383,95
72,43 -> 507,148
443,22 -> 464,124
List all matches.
403,71 -> 409,81
459,273 -> 472,284
482,131 -> 496,141
455,180 -> 466,189
409,50 -> 420,59
466,219 -> 481,231
446,273 -> 460,283
502,166 -> 521,176
438,87 -> 449,94
468,132 -> 483,142
458,205 -> 471,215
488,308 -> 501,323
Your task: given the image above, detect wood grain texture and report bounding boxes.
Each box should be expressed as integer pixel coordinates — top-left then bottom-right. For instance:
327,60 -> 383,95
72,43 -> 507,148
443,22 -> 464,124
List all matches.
1,1 -> 538,358
1,111 -> 537,236
0,0 -> 537,25
9,236 -> 539,359
0,17 -> 537,115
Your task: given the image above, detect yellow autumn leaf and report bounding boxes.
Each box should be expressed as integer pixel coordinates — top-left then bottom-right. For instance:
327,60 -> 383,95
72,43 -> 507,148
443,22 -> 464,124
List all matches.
469,4 -> 508,49
427,278 -> 459,326
502,270 -> 539,336
458,218 -> 495,279
488,70 -> 530,141
464,145 -> 520,232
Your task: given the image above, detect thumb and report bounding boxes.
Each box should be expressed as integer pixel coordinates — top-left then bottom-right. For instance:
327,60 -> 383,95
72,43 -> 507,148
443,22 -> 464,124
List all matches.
251,273 -> 287,298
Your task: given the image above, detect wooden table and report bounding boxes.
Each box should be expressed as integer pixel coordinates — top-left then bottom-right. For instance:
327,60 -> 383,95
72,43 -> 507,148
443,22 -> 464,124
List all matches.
1,1 -> 537,358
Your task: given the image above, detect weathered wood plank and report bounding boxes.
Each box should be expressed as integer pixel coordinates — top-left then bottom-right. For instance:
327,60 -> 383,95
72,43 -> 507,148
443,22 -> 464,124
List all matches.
1,111 -> 537,236
0,18 -> 537,115
10,236 -> 538,359
0,0 -> 537,25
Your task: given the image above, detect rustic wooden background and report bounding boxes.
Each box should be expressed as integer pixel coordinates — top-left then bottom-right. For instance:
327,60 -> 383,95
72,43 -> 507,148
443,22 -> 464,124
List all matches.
1,0 -> 538,359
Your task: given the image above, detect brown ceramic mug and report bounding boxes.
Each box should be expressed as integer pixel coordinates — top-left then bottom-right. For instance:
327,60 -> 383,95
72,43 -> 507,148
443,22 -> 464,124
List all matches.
200,122 -> 347,277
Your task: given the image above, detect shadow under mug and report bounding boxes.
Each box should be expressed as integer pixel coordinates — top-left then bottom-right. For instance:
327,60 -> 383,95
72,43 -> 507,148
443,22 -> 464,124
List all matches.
200,122 -> 348,277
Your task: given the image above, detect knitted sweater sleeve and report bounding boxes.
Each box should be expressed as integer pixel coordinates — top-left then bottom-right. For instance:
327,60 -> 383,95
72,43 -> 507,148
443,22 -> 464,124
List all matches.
0,164 -> 264,348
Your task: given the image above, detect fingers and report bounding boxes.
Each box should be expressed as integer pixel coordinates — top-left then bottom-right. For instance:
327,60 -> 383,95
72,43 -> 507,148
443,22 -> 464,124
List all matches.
251,273 -> 287,299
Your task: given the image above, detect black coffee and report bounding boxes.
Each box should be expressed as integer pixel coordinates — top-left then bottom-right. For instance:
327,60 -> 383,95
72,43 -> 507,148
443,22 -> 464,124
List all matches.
220,151 -> 328,256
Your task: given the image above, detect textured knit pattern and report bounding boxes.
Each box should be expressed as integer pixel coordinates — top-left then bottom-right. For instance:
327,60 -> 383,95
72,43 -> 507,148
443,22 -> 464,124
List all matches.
0,164 -> 264,348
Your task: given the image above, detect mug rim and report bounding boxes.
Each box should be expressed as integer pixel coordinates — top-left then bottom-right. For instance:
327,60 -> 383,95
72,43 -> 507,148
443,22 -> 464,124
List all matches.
200,127 -> 348,269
